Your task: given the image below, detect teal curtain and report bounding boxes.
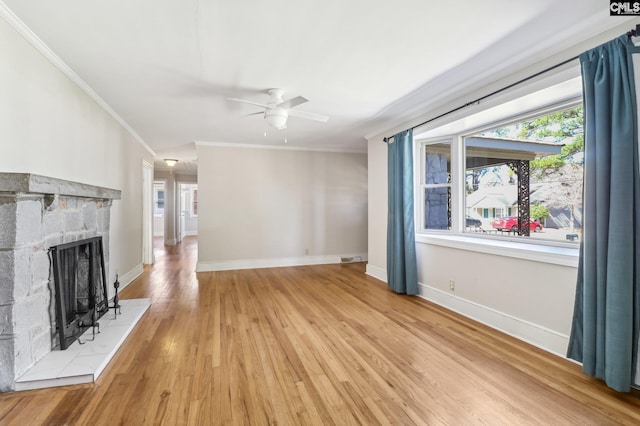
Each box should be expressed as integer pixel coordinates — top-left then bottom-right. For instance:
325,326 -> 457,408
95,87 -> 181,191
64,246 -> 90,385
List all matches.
387,129 -> 418,295
567,35 -> 640,392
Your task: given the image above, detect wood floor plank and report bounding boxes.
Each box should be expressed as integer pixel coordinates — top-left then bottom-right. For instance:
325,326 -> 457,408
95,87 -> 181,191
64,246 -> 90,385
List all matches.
1,236 -> 639,425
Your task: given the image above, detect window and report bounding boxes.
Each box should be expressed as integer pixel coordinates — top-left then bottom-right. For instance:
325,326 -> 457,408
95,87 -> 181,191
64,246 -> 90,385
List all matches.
418,103 -> 583,245
419,140 -> 452,230
153,182 -> 165,215
191,188 -> 198,217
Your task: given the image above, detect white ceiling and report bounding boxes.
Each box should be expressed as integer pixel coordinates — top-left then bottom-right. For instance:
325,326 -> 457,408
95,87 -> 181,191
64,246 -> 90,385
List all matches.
2,1 -> 637,173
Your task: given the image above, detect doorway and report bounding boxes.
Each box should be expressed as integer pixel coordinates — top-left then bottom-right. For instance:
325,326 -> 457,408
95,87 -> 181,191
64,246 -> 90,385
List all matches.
153,181 -> 166,238
178,183 -> 198,243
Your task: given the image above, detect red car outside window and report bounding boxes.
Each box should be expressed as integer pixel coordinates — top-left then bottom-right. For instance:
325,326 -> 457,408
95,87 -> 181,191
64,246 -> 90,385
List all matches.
491,216 -> 543,232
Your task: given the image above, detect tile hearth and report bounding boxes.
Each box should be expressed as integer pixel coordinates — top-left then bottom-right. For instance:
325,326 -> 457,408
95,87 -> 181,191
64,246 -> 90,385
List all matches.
15,298 -> 150,391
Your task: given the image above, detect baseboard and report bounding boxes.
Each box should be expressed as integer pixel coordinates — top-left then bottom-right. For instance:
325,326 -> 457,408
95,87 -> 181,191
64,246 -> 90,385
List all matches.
418,282 -> 569,357
365,264 -> 387,283
118,263 -> 144,289
184,231 -> 197,236
197,253 -> 368,272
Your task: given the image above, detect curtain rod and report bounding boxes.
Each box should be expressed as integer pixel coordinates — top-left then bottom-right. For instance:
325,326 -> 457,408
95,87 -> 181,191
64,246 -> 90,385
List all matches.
383,55 -> 580,143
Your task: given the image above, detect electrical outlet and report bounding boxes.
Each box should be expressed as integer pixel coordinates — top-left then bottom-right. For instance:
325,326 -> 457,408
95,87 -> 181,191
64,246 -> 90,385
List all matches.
305,248 -> 309,255
449,280 -> 455,291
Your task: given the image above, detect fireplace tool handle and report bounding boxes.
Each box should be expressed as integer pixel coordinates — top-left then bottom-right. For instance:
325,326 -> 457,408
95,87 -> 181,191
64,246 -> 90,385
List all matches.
111,274 -> 121,319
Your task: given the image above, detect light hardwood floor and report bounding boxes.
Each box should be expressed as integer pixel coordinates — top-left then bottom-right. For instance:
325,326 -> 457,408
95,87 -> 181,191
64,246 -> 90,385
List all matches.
1,236 -> 639,425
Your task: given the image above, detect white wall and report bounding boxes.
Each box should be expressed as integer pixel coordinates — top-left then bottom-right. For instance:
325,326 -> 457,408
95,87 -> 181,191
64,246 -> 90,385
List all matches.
0,16 -> 153,291
366,138 -> 388,281
416,244 -> 577,355
196,144 -> 367,271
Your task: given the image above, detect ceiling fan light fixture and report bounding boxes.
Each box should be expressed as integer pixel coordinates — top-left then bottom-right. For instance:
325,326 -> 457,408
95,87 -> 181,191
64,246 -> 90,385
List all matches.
265,108 -> 288,130
164,159 -> 178,167
228,88 -> 328,132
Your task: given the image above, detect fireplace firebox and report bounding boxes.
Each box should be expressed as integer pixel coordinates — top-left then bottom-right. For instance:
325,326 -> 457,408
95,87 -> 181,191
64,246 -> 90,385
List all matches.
50,236 -> 109,350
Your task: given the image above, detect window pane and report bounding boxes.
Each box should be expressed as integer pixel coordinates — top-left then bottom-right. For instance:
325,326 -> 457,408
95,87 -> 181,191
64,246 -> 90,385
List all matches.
425,142 -> 451,184
192,189 -> 198,216
465,105 -> 583,242
153,184 -> 165,215
157,190 -> 165,210
424,187 -> 451,230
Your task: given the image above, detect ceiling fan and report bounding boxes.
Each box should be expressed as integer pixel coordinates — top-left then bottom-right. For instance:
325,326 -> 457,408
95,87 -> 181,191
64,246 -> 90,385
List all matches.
228,88 -> 329,130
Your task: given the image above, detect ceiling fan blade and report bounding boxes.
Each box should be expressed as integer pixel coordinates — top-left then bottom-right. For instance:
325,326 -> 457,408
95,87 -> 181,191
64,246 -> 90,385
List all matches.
287,109 -> 329,122
277,96 -> 308,109
227,98 -> 270,109
243,111 -> 264,117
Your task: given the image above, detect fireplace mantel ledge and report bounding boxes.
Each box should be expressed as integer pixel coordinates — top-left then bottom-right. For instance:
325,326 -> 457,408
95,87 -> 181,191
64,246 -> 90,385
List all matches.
0,173 -> 121,200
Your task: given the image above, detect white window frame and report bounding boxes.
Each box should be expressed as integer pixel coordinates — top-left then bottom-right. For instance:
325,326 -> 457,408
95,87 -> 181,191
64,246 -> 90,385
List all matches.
153,182 -> 166,217
414,98 -> 582,267
417,138 -> 461,232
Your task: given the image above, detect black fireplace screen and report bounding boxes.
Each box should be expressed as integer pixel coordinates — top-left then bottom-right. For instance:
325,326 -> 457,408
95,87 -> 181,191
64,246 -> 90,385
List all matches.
50,236 -> 109,350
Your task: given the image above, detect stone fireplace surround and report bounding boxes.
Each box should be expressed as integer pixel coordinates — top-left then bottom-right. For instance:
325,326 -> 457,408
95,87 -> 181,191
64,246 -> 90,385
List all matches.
0,173 -> 120,392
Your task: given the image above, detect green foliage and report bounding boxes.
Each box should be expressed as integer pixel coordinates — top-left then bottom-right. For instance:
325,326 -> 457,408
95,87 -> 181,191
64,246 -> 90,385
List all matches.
530,204 -> 550,221
521,105 -> 584,173
561,134 -> 584,157
531,154 -> 564,171
517,106 -> 583,142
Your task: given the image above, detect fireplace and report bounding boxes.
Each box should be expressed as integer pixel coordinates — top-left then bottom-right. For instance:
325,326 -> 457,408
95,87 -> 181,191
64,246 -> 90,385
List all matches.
0,173 -> 120,391
51,236 -> 109,350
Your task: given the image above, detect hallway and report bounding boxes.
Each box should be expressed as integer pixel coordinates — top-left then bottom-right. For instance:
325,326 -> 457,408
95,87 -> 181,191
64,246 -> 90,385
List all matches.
123,236 -> 200,302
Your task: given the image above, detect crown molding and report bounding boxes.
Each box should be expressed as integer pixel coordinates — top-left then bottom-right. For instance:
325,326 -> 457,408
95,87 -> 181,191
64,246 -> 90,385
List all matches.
194,141 -> 366,154
0,1 -> 155,156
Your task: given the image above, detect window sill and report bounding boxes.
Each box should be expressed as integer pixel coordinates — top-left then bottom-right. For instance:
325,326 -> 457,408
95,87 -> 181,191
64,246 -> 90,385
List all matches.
415,233 -> 579,267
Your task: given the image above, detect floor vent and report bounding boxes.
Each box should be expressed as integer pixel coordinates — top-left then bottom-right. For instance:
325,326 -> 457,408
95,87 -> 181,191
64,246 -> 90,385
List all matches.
340,256 -> 363,263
